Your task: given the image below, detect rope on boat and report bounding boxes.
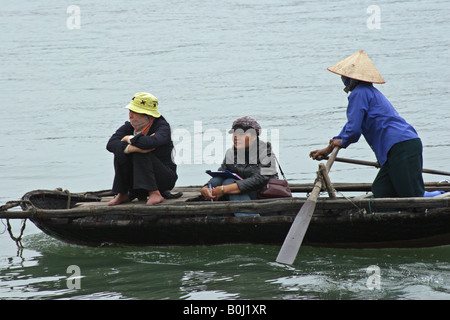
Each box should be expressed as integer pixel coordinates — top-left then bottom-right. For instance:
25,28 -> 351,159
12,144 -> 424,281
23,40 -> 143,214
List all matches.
0,200 -> 35,249
55,188 -> 72,209
333,190 -> 360,210
6,218 -> 27,249
65,190 -> 71,209
317,187 -> 366,214
368,196 -> 378,221
334,190 -> 378,220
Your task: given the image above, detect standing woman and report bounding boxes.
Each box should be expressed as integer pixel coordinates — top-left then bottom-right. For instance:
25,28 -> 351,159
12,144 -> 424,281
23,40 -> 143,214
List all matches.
107,92 -> 177,205
309,50 -> 424,198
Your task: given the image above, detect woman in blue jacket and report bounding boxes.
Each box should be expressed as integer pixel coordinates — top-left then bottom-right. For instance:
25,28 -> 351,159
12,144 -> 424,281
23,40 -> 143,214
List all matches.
107,92 -> 177,205
310,50 -> 424,198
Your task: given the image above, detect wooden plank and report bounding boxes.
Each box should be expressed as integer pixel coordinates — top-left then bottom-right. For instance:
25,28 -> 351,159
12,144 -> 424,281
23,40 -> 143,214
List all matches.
319,163 -> 336,199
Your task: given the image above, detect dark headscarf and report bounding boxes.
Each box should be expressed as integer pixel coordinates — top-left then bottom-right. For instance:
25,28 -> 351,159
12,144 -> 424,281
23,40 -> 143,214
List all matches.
341,76 -> 360,93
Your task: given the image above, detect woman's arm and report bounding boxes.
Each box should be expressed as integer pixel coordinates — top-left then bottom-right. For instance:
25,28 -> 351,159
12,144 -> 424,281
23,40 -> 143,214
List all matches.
334,90 -> 368,147
309,139 -> 343,159
130,121 -> 171,150
106,122 -> 133,165
124,144 -> 155,154
201,183 -> 241,201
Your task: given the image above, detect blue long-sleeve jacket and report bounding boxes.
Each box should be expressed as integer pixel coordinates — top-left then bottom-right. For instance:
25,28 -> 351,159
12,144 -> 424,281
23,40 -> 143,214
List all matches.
333,82 -> 419,166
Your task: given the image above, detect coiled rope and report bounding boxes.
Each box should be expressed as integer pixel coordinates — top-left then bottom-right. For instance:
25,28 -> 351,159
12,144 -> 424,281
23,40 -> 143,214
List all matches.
334,190 -> 378,220
6,218 -> 27,248
0,200 -> 35,249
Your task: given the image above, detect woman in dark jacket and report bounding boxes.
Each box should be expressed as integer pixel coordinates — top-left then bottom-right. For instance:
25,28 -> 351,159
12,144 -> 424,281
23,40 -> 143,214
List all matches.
106,92 -> 177,205
201,116 -> 278,204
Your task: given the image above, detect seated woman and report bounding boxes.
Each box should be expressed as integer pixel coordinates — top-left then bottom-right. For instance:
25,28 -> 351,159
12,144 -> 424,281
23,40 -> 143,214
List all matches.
201,116 -> 278,205
106,92 -> 177,206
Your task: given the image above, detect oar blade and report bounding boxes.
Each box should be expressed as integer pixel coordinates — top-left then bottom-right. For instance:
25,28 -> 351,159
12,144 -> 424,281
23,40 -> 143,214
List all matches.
276,147 -> 340,265
275,199 -> 316,265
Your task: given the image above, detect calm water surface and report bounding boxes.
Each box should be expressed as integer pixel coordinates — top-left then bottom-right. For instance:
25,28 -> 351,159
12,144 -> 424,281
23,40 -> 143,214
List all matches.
0,0 -> 449,300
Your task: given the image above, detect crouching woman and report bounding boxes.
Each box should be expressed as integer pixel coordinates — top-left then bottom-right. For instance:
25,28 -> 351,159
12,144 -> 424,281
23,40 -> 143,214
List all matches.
106,92 -> 177,206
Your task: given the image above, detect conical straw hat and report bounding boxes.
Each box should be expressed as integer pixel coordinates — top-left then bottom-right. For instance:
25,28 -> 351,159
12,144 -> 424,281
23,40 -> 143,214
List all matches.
327,50 -> 385,84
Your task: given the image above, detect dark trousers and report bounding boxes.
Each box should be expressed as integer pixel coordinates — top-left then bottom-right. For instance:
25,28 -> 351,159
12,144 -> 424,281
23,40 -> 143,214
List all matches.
112,152 -> 177,199
372,138 -> 425,198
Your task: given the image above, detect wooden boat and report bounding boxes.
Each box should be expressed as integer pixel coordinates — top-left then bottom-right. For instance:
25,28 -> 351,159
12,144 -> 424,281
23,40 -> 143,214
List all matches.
2,182 -> 450,249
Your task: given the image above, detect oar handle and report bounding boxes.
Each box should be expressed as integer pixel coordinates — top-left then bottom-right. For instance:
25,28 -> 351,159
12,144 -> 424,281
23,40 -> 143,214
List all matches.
422,168 -> 450,177
325,147 -> 340,172
319,155 -> 450,177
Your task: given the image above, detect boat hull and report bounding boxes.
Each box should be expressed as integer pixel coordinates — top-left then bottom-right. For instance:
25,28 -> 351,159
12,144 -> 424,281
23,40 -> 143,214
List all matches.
30,208 -> 450,248
16,186 -> 450,248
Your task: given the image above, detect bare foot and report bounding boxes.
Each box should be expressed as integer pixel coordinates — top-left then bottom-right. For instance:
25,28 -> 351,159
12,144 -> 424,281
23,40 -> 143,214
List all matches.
146,190 -> 164,205
108,193 -> 130,206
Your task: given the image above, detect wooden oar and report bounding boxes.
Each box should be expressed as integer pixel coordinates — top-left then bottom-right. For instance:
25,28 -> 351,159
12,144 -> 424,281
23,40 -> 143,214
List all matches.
320,156 -> 450,177
276,147 -> 340,266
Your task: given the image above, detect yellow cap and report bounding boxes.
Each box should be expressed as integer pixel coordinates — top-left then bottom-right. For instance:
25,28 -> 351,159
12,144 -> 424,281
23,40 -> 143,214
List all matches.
327,50 -> 386,84
125,92 -> 161,117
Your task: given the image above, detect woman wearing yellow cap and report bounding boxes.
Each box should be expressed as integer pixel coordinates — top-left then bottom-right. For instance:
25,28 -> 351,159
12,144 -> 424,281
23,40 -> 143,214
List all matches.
106,92 -> 178,205
310,50 -> 425,198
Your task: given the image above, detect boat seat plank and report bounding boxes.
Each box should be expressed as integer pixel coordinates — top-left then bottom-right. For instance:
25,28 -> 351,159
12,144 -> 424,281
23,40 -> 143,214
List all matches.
75,190 -> 202,207
435,192 -> 450,198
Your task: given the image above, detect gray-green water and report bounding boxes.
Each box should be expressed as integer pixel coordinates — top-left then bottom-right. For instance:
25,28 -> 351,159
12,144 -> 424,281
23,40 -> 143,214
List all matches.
1,0 -> 449,300
2,235 -> 449,300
